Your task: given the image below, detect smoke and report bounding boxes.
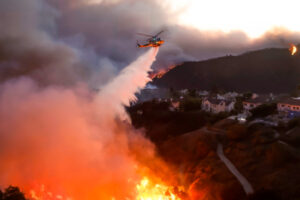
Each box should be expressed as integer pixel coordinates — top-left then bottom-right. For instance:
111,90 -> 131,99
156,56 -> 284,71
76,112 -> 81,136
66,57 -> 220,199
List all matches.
1,0 -> 300,87
0,48 -> 166,199
48,0 -> 300,72
97,48 -> 159,121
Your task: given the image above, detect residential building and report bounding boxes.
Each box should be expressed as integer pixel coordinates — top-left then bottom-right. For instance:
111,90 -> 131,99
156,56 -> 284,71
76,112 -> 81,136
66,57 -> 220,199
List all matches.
243,95 -> 273,110
277,98 -> 300,118
202,98 -> 235,113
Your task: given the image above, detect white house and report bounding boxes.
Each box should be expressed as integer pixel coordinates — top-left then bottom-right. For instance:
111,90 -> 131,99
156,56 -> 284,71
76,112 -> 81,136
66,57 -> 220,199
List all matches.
202,98 -> 235,113
243,95 -> 272,110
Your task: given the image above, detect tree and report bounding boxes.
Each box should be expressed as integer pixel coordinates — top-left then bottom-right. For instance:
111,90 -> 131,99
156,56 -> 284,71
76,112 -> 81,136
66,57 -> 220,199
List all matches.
234,96 -> 244,113
2,186 -> 27,200
243,92 -> 253,100
249,103 -> 277,119
226,124 -> 247,140
179,97 -> 202,111
169,87 -> 180,98
188,89 -> 197,97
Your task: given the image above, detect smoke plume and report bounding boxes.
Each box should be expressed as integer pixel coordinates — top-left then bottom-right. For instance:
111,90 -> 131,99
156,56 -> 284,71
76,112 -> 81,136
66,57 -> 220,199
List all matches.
0,48 -> 165,199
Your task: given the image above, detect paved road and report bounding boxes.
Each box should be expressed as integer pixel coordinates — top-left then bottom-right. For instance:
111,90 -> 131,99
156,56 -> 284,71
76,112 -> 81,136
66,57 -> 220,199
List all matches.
217,143 -> 254,195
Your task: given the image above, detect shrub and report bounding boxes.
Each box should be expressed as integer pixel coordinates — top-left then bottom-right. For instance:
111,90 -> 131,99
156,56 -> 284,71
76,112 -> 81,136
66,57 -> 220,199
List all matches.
247,188 -> 281,200
226,124 -> 247,140
2,186 -> 27,200
180,97 -> 202,112
287,117 -> 300,129
249,103 -> 277,119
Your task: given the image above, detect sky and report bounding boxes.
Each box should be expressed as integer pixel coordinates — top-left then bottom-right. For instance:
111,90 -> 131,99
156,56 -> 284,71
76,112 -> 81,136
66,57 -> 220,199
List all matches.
1,0 -> 300,87
160,0 -> 300,38
87,0 -> 300,38
174,0 -> 300,38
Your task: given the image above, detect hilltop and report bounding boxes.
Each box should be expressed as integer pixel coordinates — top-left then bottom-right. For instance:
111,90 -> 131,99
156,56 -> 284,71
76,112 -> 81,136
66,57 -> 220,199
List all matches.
153,47 -> 300,93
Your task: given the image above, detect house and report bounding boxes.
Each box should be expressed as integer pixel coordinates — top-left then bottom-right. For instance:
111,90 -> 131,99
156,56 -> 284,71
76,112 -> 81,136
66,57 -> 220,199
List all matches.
243,95 -> 273,110
169,101 -> 180,111
217,92 -> 239,101
198,90 -> 209,97
277,98 -> 300,118
202,98 -> 235,113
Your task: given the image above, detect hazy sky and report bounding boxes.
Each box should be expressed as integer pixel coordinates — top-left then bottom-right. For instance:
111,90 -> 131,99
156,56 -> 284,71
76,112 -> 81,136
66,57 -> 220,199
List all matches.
162,0 -> 300,38
1,0 -> 300,87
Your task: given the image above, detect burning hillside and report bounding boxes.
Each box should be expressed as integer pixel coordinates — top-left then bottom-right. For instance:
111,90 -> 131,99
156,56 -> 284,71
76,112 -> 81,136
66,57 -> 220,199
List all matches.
289,44 -> 298,55
149,65 -> 176,79
0,46 -> 187,199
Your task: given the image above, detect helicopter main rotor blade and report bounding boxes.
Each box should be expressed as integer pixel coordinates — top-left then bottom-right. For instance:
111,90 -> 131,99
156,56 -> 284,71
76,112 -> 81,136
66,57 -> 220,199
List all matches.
154,30 -> 164,37
137,33 -> 154,37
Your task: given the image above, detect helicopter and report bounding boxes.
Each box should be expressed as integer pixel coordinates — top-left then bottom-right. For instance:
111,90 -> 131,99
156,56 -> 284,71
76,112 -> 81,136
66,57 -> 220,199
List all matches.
136,31 -> 165,48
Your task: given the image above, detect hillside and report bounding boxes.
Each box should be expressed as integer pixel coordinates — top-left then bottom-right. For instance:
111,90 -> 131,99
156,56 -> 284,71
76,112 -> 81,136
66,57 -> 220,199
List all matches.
153,47 -> 300,93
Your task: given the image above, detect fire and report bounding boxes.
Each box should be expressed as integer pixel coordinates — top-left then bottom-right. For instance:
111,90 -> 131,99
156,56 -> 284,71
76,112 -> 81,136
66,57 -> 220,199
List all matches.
29,185 -> 71,200
136,177 -> 182,200
149,65 -> 176,79
28,177 -> 183,200
289,44 -> 297,55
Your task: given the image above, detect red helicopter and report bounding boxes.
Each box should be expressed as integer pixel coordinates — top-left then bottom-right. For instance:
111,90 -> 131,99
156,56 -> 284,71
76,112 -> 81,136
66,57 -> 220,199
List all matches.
136,31 -> 165,48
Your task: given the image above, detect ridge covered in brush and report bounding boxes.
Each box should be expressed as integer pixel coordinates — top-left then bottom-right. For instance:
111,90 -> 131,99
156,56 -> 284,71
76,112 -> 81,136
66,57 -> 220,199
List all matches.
153,47 -> 300,93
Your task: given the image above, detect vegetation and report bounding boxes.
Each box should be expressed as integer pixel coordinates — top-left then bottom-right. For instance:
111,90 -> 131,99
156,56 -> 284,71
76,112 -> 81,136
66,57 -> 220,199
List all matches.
0,186 -> 27,200
233,96 -> 244,113
287,117 -> 300,129
127,100 -> 208,142
249,103 -> 277,120
247,189 -> 282,200
226,124 -> 247,140
128,96 -> 300,200
179,97 -> 202,111
154,48 -> 300,93
128,99 -> 232,142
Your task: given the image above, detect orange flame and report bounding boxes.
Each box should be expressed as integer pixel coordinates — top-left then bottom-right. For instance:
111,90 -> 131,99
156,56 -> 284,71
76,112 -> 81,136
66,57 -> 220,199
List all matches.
289,44 -> 297,55
136,177 -> 182,200
29,185 -> 70,200
28,177 -> 183,200
149,65 -> 176,79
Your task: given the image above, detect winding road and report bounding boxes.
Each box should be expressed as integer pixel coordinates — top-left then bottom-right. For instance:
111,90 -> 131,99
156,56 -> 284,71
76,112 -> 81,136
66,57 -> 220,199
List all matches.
217,143 -> 254,195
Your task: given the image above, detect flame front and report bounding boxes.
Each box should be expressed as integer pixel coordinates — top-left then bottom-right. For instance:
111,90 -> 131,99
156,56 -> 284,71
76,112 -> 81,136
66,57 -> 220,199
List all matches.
29,185 -> 71,200
289,44 -> 297,55
149,65 -> 176,79
136,177 -> 181,200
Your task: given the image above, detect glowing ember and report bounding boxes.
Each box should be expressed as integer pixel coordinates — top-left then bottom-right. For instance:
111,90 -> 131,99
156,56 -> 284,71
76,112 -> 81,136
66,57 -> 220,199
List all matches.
289,44 -> 297,55
149,65 -> 176,79
29,185 -> 71,200
136,177 -> 181,200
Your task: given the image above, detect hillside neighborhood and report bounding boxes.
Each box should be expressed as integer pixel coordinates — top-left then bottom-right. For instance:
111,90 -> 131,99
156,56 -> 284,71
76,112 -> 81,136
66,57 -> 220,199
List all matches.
130,87 -> 300,200
137,87 -> 300,126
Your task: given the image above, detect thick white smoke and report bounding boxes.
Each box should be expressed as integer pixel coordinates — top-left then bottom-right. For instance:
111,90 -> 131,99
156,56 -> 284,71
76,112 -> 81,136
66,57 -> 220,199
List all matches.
97,48 -> 159,121
0,48 -> 161,200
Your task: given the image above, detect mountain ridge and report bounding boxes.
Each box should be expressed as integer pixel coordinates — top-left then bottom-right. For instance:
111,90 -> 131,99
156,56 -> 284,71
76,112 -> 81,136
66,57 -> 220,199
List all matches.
153,47 -> 300,93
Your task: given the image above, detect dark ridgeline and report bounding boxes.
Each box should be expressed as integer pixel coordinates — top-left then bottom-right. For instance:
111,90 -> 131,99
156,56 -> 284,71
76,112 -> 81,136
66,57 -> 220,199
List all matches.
153,47 -> 300,93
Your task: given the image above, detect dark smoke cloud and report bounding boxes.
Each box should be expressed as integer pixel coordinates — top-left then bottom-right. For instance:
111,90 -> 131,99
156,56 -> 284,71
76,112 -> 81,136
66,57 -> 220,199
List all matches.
47,0 -> 300,73
1,0 -> 300,86
0,0 -> 122,88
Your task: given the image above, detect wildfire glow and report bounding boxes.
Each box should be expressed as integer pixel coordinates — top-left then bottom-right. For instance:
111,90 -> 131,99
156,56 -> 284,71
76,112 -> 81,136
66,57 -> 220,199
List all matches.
289,44 -> 297,55
29,185 -> 71,200
136,177 -> 181,200
149,65 -> 176,79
